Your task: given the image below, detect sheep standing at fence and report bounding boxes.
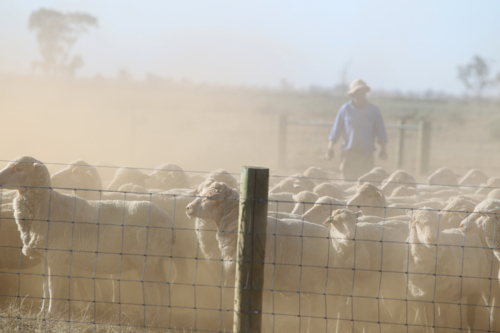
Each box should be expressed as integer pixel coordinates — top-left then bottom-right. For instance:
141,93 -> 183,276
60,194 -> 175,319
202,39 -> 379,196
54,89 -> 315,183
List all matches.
324,208 -> 409,332
301,196 -> 344,224
0,156 -> 175,327
407,208 -> 489,330
186,181 -> 332,333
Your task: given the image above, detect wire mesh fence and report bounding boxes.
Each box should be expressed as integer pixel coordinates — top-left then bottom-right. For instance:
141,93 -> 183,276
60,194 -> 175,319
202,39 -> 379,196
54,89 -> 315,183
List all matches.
0,158 -> 499,332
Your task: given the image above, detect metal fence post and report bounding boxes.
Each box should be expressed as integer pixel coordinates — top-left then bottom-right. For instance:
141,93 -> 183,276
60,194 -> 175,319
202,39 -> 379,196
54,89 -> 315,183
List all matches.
416,121 -> 432,175
233,167 -> 269,333
277,115 -> 287,169
395,119 -> 405,169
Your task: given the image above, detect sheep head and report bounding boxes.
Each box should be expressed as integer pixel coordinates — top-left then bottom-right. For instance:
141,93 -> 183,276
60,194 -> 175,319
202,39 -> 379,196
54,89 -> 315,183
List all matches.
50,159 -> 101,191
459,169 -> 489,187
459,198 -> 500,250
148,163 -> 189,190
290,191 -> 319,215
428,167 -> 459,186
186,181 -> 239,225
323,208 -> 358,240
346,182 -> 386,217
303,196 -> 344,224
439,197 -> 476,230
407,208 -> 440,247
0,156 -> 50,190
357,167 -> 389,187
381,170 -> 416,196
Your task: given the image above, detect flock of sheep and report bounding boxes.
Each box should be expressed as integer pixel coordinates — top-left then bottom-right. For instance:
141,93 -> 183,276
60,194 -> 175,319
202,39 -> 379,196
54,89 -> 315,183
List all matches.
1,155 -> 500,332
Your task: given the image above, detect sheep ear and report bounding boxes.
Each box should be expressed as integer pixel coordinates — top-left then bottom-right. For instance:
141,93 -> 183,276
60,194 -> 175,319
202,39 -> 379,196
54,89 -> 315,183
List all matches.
87,171 -> 93,177
377,191 -> 383,197
406,209 -> 413,217
34,163 -> 41,168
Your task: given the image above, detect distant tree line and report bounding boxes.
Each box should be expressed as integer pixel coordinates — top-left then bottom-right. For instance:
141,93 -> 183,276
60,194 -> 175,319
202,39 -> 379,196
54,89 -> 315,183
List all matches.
29,8 -> 98,77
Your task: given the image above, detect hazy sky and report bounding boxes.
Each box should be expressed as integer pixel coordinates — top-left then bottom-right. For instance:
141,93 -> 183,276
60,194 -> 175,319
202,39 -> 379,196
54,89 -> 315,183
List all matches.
1,1 -> 499,94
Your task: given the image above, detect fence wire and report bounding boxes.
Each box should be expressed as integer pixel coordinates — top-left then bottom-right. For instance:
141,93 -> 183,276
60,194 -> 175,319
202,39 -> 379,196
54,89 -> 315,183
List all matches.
0,167 -> 499,332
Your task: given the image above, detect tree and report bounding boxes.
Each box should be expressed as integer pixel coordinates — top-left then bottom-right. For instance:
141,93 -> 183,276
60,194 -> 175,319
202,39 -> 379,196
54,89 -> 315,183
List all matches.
457,55 -> 495,98
28,8 -> 98,77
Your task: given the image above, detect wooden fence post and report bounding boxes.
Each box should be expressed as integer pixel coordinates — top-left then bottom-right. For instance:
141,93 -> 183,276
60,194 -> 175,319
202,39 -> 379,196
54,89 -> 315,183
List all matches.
233,167 -> 269,333
395,119 -> 405,169
277,115 -> 287,169
416,121 -> 432,175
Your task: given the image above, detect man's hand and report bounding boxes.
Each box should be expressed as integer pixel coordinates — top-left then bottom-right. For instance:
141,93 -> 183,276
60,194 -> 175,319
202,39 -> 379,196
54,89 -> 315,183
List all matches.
379,149 -> 388,161
326,148 -> 334,160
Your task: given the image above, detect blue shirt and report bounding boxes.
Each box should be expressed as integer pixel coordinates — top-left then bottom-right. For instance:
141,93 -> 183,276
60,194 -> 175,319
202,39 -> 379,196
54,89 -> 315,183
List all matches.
328,100 -> 388,153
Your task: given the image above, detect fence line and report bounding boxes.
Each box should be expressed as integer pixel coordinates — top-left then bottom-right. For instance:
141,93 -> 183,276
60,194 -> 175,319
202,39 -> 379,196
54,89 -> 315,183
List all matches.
1,172 -> 499,332
276,115 -> 433,174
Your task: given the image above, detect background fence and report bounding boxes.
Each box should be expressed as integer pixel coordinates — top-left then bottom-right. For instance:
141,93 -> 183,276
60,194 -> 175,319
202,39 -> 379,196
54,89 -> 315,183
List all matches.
0,160 -> 499,332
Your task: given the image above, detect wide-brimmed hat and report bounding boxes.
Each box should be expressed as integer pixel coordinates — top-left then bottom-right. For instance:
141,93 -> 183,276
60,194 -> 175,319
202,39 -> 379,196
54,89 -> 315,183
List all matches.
348,79 -> 370,96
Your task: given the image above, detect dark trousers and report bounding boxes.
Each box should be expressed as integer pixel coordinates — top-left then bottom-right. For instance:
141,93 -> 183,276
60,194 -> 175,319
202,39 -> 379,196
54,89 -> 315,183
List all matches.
340,149 -> 375,181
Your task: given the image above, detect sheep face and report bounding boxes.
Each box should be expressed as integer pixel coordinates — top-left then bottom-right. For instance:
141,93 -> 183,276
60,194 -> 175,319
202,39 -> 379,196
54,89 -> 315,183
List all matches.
0,156 -> 50,189
186,182 -> 239,226
323,208 -> 357,240
408,209 -> 440,247
346,182 -> 386,217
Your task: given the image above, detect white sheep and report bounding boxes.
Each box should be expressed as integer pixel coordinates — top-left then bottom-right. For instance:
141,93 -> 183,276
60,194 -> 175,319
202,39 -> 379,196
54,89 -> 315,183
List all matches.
106,166 -> 150,191
267,192 -> 296,213
427,167 -> 459,186
313,182 -> 344,199
381,170 -> 416,196
0,156 -> 175,328
269,177 -> 307,194
346,182 -> 388,217
302,196 -> 345,225
459,169 -> 489,187
148,163 -> 190,191
476,177 -> 500,196
186,181 -> 332,333
323,208 -> 409,331
407,208 -> 489,330
50,160 -> 103,200
459,198 -> 500,330
439,197 -> 476,230
303,166 -> 334,181
290,190 -> 319,215
357,167 -> 390,187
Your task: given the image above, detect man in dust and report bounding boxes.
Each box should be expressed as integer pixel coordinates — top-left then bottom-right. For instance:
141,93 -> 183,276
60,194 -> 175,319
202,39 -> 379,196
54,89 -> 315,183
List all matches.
326,79 -> 388,180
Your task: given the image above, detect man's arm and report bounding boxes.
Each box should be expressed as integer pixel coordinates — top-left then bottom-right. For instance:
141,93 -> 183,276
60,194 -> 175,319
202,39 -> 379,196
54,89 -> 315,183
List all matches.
374,108 -> 388,160
326,108 -> 344,160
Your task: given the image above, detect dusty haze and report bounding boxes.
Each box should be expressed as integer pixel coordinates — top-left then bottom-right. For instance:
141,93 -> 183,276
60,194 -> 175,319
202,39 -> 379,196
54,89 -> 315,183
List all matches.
2,74 -> 500,182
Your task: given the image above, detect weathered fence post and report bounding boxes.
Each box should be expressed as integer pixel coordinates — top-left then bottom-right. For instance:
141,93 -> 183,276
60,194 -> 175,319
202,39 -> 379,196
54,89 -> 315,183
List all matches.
233,167 -> 269,333
416,120 -> 432,175
277,115 -> 287,169
395,119 -> 405,169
